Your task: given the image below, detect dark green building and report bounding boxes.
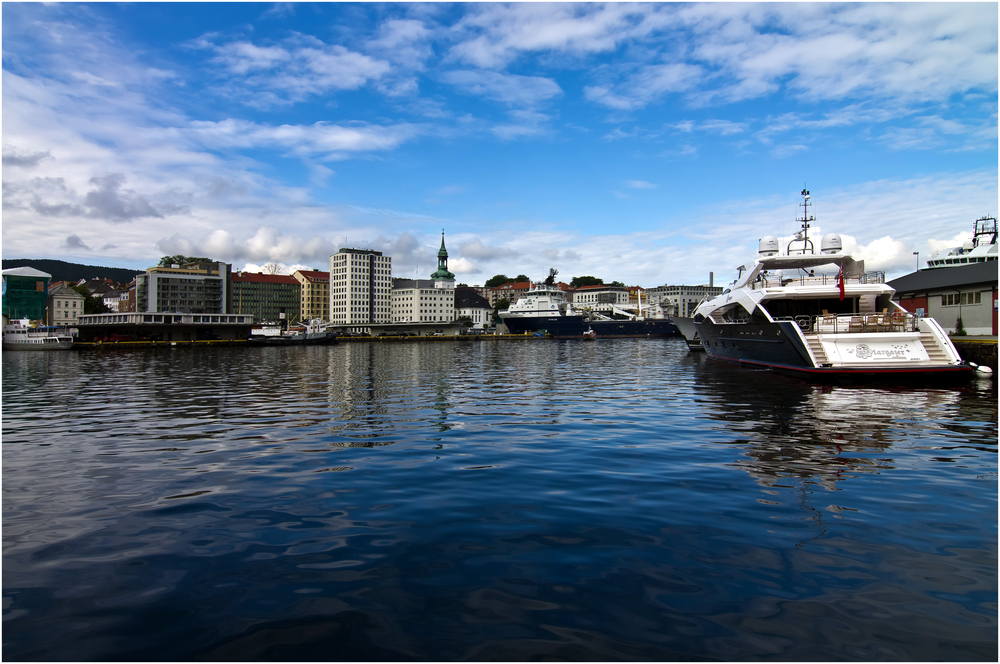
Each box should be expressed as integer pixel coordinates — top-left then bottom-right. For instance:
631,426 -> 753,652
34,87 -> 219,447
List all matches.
231,272 -> 301,325
2,267 -> 51,320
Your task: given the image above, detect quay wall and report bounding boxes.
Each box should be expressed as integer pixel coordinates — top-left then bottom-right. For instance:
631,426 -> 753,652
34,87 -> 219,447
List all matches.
952,337 -> 998,372
71,334 -> 540,349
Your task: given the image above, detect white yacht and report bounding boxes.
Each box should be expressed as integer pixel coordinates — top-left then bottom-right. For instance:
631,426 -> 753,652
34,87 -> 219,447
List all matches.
3,319 -> 74,350
693,190 -> 973,378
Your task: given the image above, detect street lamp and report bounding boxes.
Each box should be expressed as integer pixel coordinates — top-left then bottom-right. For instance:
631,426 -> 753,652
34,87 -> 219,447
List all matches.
913,251 -> 919,270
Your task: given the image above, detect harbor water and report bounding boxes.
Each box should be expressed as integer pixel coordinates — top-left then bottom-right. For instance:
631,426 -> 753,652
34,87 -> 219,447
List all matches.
3,339 -> 997,660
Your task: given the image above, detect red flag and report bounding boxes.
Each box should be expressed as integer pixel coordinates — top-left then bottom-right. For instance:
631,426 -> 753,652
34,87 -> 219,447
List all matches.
838,267 -> 845,301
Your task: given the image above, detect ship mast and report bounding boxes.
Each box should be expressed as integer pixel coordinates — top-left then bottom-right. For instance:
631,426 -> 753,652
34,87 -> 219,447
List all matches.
788,188 -> 816,255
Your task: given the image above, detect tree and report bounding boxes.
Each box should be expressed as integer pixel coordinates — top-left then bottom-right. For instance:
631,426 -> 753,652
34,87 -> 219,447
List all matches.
571,275 -> 604,288
609,280 -> 625,288
69,284 -> 111,315
456,315 -> 474,328
484,274 -> 510,288
262,262 -> 285,275
158,255 -> 213,267
492,297 -> 510,324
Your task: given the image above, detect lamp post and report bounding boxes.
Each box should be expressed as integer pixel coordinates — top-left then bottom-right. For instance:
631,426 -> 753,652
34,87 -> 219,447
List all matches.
913,251 -> 919,270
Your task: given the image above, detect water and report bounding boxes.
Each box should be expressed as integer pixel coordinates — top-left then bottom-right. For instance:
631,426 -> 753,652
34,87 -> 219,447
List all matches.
3,339 -> 996,660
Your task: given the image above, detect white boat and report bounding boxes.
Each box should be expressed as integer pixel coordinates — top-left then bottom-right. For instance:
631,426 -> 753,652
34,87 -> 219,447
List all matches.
693,189 -> 973,379
925,216 -> 997,269
3,319 -> 74,350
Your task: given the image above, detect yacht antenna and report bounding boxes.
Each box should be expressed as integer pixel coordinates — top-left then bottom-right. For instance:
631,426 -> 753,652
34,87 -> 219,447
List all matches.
789,188 -> 816,255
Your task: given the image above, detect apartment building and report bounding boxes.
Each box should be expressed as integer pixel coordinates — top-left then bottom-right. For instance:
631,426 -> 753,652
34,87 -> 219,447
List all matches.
293,269 -> 330,322
648,284 -> 724,318
329,249 -> 392,331
47,282 -> 85,326
231,272 -> 302,324
134,261 -> 231,314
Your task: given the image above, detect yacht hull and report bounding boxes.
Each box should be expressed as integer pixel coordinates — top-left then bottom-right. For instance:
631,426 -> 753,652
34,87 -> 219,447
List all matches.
696,320 -> 973,378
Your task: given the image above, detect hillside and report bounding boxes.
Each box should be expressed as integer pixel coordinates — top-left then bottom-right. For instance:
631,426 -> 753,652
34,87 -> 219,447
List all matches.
2,259 -> 142,286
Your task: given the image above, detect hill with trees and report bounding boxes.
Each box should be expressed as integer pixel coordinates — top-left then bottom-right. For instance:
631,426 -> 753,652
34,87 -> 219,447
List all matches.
2,259 -> 142,286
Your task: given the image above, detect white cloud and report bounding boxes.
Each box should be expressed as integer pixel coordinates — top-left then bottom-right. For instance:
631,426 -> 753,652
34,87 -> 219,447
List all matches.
442,69 -> 563,107
199,36 -> 391,104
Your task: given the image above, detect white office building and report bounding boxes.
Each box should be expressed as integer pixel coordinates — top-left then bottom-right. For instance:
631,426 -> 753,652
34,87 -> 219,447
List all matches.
329,248 -> 392,332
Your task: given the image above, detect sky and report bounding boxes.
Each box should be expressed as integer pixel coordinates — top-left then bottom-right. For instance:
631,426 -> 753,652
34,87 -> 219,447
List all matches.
2,2 -> 997,287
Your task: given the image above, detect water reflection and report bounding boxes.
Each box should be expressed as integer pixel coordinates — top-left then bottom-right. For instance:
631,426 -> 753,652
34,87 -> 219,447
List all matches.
2,341 -> 996,661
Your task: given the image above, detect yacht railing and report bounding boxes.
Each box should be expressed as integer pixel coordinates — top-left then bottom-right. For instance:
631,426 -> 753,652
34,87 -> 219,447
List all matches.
751,271 -> 887,290
776,312 -> 918,334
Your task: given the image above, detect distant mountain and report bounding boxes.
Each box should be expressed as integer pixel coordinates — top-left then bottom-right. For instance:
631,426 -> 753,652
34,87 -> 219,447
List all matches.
2,259 -> 143,286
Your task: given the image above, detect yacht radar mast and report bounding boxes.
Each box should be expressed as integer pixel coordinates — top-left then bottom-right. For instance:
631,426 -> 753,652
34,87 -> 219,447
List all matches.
788,188 -> 816,255
972,215 -> 997,248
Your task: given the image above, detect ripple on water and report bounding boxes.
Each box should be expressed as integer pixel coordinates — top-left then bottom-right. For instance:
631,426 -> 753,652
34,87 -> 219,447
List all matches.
3,341 -> 996,660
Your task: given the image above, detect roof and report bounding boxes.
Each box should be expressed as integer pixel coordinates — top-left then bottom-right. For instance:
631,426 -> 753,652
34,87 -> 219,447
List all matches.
888,260 -> 998,294
492,281 -> 531,291
455,289 -> 490,309
293,270 -> 329,282
232,273 -> 299,285
575,283 -> 626,291
2,267 -> 51,278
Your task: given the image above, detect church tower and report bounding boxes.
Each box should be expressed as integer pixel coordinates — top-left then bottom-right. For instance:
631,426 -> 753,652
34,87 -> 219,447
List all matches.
430,231 -> 456,290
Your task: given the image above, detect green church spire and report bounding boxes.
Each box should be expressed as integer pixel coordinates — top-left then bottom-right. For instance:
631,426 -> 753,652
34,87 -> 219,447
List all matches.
430,231 -> 455,281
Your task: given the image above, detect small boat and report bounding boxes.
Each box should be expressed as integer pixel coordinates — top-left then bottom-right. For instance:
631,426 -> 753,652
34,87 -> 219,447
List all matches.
3,319 -> 74,350
582,328 -> 596,340
248,319 -> 336,346
693,189 -> 973,379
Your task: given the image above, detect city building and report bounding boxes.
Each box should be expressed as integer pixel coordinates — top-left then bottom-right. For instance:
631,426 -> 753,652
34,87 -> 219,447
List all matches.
329,249 -> 392,332
231,272 -> 301,325
572,284 -> 631,315
888,261 -> 998,335
47,282 -> 85,327
293,269 -> 331,322
135,261 -> 231,314
391,279 -> 456,323
455,286 -> 492,330
648,284 -> 724,318
489,281 -> 531,307
2,266 -> 52,320
391,234 -> 457,326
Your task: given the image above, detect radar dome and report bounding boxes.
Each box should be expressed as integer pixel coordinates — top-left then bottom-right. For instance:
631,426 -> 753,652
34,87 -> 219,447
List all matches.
821,233 -> 842,254
758,236 -> 779,256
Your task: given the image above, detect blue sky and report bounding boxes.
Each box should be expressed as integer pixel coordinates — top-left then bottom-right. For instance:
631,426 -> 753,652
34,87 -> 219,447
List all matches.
3,2 -> 997,286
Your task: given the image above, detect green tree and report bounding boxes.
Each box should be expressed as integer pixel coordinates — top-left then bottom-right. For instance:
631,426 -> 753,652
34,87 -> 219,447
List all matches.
456,315 -> 474,328
492,297 -> 510,323
609,280 -> 625,288
158,255 -> 213,267
571,275 -> 604,287
69,284 -> 112,315
484,274 -> 510,288
514,274 -> 530,283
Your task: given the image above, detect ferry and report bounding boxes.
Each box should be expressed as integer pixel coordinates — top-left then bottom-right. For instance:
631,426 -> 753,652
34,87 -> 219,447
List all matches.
693,190 -> 974,378
3,319 -> 74,350
925,215 -> 997,269
499,272 -> 679,339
